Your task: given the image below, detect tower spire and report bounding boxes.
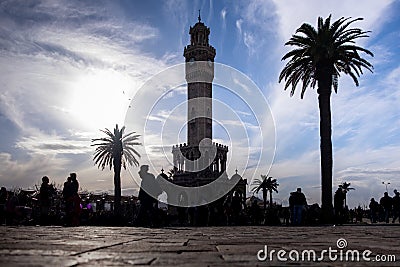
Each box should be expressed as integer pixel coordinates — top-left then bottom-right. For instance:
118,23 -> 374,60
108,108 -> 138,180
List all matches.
198,9 -> 201,22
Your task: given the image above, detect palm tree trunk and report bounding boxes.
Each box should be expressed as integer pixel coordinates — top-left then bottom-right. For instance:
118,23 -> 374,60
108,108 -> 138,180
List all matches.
263,189 -> 267,211
318,74 -> 334,224
269,190 -> 273,209
113,158 -> 122,216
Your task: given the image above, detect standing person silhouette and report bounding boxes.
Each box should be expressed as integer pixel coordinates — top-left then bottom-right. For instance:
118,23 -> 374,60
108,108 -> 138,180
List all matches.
39,176 -> 54,225
231,191 -> 242,225
334,187 -> 345,224
137,165 -> 162,226
392,190 -> 400,223
380,192 -> 392,223
290,188 -> 307,225
369,198 -> 378,223
0,187 -> 7,225
69,173 -> 81,226
62,176 -> 73,226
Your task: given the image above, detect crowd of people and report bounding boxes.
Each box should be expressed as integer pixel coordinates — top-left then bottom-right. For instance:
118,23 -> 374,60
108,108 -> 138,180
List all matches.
0,173 -> 83,226
332,186 -> 400,225
369,190 -> 400,224
1,172 -> 399,227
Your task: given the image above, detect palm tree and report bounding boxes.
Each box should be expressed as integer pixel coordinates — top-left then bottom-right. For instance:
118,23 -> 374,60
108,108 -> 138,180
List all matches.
279,15 -> 373,223
340,182 -> 355,207
91,124 -> 141,215
252,175 -> 279,210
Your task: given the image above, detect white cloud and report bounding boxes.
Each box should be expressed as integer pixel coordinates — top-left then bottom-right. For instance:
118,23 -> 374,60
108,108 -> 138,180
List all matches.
271,0 -> 394,42
162,0 -> 189,49
0,1 -> 172,193
0,152 -> 70,189
221,8 -> 227,21
241,0 -> 276,28
16,134 -> 91,155
386,66 -> 400,88
243,32 -> 256,55
0,0 -> 171,146
235,19 -> 243,34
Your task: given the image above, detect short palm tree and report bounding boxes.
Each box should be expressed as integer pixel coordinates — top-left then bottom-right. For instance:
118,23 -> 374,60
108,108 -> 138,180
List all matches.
91,124 -> 141,215
279,15 -> 373,223
252,175 -> 279,210
340,182 -> 355,207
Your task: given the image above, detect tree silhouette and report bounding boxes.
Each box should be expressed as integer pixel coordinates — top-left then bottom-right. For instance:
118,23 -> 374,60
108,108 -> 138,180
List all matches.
279,15 -> 373,223
252,175 -> 279,210
340,181 -> 355,207
91,124 -> 141,215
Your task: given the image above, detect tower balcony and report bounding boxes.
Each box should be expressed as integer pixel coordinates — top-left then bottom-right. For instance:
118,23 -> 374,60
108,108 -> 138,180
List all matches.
185,61 -> 214,83
172,142 -> 228,175
184,45 -> 216,62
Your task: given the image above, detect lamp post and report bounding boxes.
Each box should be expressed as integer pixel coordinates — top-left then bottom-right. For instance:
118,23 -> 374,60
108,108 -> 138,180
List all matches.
382,181 -> 390,192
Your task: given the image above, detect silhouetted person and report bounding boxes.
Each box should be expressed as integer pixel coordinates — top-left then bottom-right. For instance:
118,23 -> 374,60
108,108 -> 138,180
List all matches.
18,190 -> 28,207
250,199 -> 261,225
380,192 -> 392,223
289,188 -> 307,225
223,194 -> 232,225
137,165 -> 161,226
289,192 -> 295,224
39,176 -> 54,225
356,205 -> 363,223
369,198 -> 378,223
230,191 -> 242,225
62,176 -> 73,226
63,176 -> 73,199
281,206 -> 290,225
70,173 -> 79,195
196,202 -> 210,226
334,187 -> 345,224
6,191 -> 19,225
392,190 -> 400,223
0,187 -> 7,225
70,173 -> 81,226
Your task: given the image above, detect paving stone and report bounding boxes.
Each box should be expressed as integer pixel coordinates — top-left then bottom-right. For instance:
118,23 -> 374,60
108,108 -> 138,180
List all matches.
1,225 -> 400,266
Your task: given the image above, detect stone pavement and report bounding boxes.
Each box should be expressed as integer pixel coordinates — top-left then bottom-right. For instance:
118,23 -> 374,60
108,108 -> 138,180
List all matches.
0,225 -> 399,266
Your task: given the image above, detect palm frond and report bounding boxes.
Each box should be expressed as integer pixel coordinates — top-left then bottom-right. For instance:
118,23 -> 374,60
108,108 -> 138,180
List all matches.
251,175 -> 279,194
91,124 -> 142,171
279,15 -> 373,97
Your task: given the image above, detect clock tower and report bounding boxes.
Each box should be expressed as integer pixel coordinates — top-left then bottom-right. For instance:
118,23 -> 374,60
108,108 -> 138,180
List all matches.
172,13 -> 228,186
184,12 -> 215,147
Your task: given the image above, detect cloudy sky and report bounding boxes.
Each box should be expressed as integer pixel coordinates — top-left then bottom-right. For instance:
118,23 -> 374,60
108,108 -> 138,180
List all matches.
0,0 -> 399,208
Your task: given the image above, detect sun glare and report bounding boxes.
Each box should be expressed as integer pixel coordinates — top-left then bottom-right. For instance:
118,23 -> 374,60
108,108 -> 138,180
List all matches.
68,69 -> 132,132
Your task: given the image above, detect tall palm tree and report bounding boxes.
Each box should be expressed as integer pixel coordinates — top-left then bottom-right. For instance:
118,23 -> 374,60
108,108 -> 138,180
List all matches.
340,182 -> 355,207
252,175 -> 279,210
91,124 -> 141,215
279,15 -> 373,223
